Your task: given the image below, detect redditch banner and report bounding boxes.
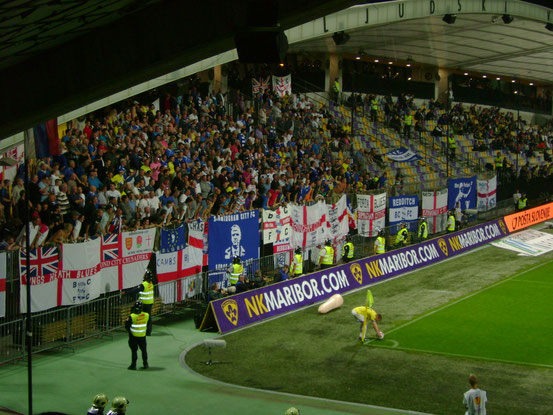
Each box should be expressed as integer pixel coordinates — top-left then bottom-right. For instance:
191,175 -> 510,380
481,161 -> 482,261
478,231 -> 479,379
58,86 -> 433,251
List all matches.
448,176 -> 477,210
211,218 -> 510,333
388,195 -> 419,234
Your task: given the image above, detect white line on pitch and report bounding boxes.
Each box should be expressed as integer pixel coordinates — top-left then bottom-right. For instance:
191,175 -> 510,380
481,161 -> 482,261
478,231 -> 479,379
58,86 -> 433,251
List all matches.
370,344 -> 553,369
366,258 -> 553,345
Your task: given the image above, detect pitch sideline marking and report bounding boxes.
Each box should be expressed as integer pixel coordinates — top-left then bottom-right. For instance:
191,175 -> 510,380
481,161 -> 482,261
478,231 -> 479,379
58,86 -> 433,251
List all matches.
370,344 -> 553,370
366,258 -> 553,346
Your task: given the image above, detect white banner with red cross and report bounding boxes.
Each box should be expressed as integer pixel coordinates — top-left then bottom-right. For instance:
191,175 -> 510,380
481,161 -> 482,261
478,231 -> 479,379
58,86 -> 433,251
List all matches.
262,205 -> 292,252
157,220 -> 205,304
101,228 -> 156,292
477,176 -> 497,212
356,193 -> 386,237
422,188 -> 448,234
290,201 -> 329,248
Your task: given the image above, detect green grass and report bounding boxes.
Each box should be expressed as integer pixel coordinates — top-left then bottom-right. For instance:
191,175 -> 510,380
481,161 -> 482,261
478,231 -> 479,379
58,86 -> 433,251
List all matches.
371,262 -> 553,367
186,245 -> 553,415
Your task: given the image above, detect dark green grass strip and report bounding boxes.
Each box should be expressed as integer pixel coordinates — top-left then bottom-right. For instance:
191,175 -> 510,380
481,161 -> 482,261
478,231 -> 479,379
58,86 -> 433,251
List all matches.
370,260 -> 553,366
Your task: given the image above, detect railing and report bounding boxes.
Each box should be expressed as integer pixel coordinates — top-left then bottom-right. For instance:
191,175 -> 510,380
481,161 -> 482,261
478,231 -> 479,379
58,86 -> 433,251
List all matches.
0,193 -> 515,364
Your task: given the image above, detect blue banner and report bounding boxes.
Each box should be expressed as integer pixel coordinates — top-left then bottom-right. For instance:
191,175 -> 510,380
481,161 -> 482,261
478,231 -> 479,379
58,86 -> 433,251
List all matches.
388,195 -> 419,234
160,224 -> 186,254
208,211 -> 260,288
385,147 -> 422,163
448,176 -> 477,210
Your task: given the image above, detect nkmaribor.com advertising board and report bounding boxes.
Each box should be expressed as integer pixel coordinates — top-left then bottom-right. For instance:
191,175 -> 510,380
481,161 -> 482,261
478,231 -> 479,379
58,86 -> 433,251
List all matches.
211,218 -> 510,333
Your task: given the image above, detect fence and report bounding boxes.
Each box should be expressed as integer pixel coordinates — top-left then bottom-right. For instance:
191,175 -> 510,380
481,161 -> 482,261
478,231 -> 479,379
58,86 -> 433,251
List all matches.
0,195 -> 515,364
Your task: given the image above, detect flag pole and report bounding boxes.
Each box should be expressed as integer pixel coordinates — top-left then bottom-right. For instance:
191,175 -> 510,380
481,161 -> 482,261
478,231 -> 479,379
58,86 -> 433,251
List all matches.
23,129 -> 33,415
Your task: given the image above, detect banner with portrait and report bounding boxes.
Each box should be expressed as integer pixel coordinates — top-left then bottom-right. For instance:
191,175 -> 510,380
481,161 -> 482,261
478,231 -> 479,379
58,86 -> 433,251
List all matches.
208,211 -> 260,288
448,176 -> 477,210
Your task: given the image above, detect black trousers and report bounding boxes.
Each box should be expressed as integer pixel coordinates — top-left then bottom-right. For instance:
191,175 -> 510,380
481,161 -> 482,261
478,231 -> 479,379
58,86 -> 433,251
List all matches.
129,335 -> 148,366
143,303 -> 153,335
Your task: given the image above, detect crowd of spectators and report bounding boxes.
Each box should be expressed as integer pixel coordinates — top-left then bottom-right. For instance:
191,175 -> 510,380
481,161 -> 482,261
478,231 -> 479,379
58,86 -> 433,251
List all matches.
0,80 -> 393,252
1,74 -> 552,253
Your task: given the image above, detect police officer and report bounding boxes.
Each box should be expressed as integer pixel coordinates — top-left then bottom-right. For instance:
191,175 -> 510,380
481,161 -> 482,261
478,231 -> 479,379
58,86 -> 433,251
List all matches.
395,223 -> 409,248
88,393 -> 108,415
227,256 -> 243,293
125,300 -> 149,370
517,193 -> 528,211
374,229 -> 386,255
447,210 -> 456,233
319,240 -> 334,270
125,269 -> 154,336
291,247 -> 303,277
417,217 -> 428,242
107,397 -> 129,415
342,235 -> 354,263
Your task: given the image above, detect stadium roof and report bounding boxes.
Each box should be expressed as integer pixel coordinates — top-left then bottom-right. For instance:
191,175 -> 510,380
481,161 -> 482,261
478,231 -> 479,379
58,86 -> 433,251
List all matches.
0,0 -> 552,144
288,4 -> 553,84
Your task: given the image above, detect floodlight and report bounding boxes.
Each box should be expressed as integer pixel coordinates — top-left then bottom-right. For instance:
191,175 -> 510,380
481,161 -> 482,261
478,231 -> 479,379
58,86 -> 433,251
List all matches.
332,31 -> 350,46
502,14 -> 514,24
443,14 -> 456,24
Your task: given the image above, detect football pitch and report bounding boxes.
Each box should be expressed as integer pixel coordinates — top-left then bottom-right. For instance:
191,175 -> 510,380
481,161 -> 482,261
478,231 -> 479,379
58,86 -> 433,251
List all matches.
186,241 -> 553,415
369,260 -> 553,367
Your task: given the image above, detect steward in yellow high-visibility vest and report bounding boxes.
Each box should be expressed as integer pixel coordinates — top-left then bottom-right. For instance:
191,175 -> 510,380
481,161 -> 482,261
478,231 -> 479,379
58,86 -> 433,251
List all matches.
395,223 -> 409,248
332,78 -> 340,103
319,240 -> 334,269
417,217 -> 428,241
374,229 -> 386,254
403,113 -> 413,139
291,248 -> 303,276
448,136 -> 456,159
125,269 -> 155,335
125,300 -> 149,370
495,152 -> 503,169
447,211 -> 456,233
517,194 -> 527,211
370,97 -> 379,122
228,257 -> 244,286
342,235 -> 355,263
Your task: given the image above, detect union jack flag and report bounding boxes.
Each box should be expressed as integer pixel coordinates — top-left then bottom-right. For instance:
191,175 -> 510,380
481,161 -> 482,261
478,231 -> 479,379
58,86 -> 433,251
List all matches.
102,233 -> 120,260
251,76 -> 270,95
20,247 -> 59,278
